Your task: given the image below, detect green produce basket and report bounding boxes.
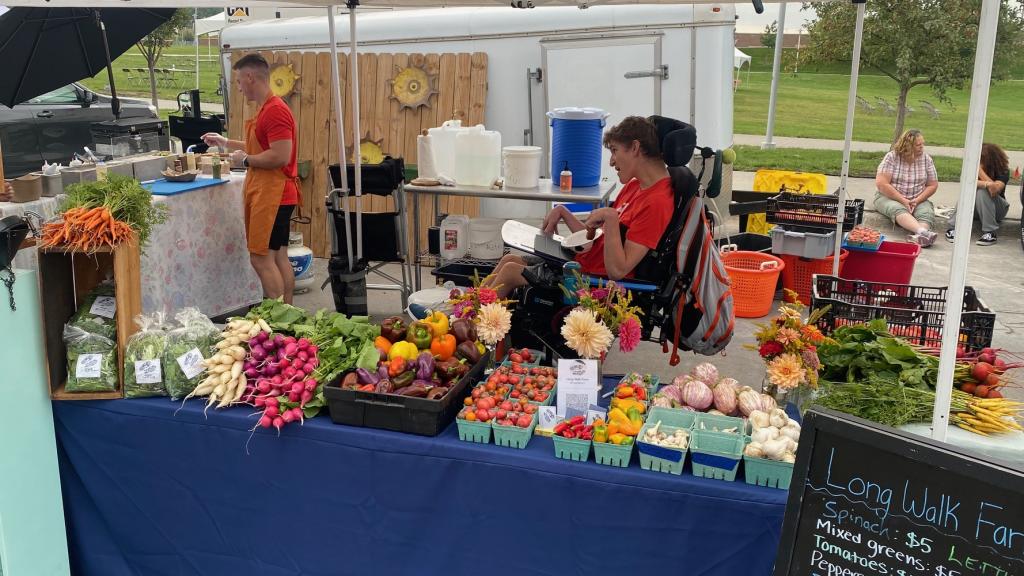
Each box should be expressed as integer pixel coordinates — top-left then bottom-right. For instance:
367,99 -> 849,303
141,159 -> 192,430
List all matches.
552,434 -> 592,462
619,373 -> 660,396
645,407 -> 698,429
694,412 -> 745,437
744,455 -> 794,490
456,418 -> 492,444
492,413 -> 537,449
525,387 -> 555,406
637,423 -> 690,475
690,431 -> 745,482
500,347 -> 544,366
593,440 -> 634,467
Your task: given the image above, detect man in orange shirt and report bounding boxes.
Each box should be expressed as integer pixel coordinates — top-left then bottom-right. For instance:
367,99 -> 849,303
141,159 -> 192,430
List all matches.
203,53 -> 299,304
484,116 -> 674,299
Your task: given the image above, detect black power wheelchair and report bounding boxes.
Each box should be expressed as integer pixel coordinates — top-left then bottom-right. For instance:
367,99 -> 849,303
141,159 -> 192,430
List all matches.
507,115 -> 723,363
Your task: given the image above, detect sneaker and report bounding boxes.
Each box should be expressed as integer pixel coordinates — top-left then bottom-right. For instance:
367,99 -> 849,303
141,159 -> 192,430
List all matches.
945,229 -> 955,243
908,233 -> 933,248
976,233 -> 997,246
921,229 -> 938,246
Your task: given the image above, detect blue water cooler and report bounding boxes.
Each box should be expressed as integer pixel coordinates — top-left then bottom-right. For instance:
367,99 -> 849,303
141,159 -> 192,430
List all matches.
547,107 -> 609,188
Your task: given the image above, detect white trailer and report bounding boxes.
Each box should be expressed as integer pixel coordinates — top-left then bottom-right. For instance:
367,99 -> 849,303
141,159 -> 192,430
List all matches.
219,4 -> 737,187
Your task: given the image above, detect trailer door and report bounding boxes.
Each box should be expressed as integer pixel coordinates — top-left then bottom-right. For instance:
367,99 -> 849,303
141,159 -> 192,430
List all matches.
542,34 -> 663,184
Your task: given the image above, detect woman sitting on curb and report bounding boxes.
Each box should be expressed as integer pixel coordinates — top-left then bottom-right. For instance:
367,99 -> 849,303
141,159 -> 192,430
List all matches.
946,142 -> 1010,247
874,129 -> 939,247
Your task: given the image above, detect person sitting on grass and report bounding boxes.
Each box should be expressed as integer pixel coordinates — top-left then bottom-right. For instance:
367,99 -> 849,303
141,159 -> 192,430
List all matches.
874,129 -> 939,247
946,142 -> 1010,247
482,116 -> 674,300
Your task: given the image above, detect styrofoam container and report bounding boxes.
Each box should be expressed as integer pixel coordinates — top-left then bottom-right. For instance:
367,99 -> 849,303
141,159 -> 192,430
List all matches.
502,146 -> 542,189
469,218 -> 503,260
770,227 -> 836,259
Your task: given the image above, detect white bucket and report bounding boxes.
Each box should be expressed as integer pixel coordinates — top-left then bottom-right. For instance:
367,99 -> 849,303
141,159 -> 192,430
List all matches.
469,218 -> 504,260
502,146 -> 542,189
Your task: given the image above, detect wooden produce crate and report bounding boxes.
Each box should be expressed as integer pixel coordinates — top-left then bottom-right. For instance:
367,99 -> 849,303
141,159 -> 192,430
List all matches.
37,242 -> 142,400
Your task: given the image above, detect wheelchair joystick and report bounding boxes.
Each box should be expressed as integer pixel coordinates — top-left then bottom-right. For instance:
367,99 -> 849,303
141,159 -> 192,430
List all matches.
562,261 -> 582,305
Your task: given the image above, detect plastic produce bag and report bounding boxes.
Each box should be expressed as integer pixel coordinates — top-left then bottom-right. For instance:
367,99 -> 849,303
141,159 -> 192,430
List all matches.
162,307 -> 219,400
123,312 -> 170,398
64,324 -> 118,393
71,283 -> 117,340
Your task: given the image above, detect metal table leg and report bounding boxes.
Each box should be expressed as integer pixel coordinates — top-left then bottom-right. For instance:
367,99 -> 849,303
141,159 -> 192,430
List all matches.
412,186 -> 421,291
396,184 -> 412,309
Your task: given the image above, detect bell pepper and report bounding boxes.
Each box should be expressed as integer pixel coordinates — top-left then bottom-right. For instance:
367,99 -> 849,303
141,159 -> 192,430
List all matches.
436,357 -> 469,382
609,432 -> 627,445
553,421 -> 570,436
374,336 -> 393,354
405,321 -> 434,350
430,334 -> 456,361
451,318 -> 477,343
475,341 -> 486,357
593,424 -> 608,443
608,407 -> 631,427
388,341 -> 418,362
358,383 -> 376,392
627,406 -> 643,427
356,368 -> 380,385
380,316 -> 408,343
392,370 -> 415,388
415,352 -> 435,380
456,340 -> 482,364
387,357 -> 407,377
424,311 -> 450,337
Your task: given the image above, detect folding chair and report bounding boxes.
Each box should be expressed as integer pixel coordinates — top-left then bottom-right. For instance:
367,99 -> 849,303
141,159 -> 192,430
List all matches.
856,95 -> 875,114
875,97 -> 897,116
919,100 -> 940,120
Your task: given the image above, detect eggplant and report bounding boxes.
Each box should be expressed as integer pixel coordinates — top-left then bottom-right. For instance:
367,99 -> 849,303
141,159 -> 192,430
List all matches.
377,365 -> 390,383
374,379 -> 394,394
426,387 -> 449,400
396,383 -> 429,397
456,341 -> 482,364
451,318 -> 477,343
356,368 -> 380,385
416,352 -> 435,380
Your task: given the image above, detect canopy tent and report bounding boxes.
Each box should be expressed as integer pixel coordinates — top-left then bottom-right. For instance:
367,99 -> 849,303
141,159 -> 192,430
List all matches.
195,10 -> 225,36
2,0 -> 1001,442
734,47 -> 752,90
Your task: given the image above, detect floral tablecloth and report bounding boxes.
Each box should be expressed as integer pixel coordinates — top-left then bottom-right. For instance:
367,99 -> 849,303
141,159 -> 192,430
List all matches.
1,195 -> 62,270
143,174 -> 262,317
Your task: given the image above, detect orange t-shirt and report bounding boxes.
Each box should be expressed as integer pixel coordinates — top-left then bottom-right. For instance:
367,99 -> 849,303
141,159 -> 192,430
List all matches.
254,96 -> 299,206
574,177 -> 674,277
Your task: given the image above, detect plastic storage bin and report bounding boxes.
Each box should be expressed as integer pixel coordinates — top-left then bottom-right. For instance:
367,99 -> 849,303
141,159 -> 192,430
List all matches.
811,275 -> 995,352
552,434 -> 592,461
548,107 -> 608,187
690,432 -> 745,482
716,232 -> 772,253
765,192 -> 864,232
770,227 -> 835,258
721,251 -> 785,318
840,240 -> 920,284
744,455 -> 794,489
779,250 -> 847,306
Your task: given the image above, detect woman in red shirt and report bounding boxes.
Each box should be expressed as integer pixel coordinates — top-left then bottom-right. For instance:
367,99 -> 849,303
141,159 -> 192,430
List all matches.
485,116 -> 673,299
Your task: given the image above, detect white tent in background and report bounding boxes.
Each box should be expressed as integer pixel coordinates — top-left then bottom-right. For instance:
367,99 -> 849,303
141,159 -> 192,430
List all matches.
195,11 -> 226,37
733,47 -> 752,90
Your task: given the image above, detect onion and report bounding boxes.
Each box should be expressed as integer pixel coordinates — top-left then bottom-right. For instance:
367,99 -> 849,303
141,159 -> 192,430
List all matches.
691,362 -> 720,386
713,378 -> 739,415
681,379 -> 714,411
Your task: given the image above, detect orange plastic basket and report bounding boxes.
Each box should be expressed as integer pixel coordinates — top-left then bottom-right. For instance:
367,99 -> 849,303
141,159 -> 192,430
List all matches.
780,250 -> 848,306
721,250 -> 785,318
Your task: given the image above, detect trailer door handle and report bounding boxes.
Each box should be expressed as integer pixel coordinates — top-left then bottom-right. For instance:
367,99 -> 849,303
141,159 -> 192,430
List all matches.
624,65 -> 668,80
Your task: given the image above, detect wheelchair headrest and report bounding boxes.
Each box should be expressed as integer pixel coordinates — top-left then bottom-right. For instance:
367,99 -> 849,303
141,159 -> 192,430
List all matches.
647,115 -> 697,168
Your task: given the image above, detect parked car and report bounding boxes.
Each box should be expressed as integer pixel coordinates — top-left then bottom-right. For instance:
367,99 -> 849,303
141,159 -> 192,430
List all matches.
0,83 -> 158,178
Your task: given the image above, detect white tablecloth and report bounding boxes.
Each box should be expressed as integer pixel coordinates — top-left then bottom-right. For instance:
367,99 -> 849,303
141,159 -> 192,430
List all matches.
143,174 -> 262,317
0,195 -> 62,270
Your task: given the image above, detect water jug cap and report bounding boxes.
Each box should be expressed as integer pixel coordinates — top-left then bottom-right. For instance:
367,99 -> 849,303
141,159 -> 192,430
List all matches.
546,107 -> 609,121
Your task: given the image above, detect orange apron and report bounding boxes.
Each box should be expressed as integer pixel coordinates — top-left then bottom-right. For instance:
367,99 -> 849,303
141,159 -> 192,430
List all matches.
242,106 -> 287,256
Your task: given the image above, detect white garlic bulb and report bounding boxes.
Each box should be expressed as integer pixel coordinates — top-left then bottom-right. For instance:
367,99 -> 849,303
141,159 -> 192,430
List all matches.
769,408 -> 789,429
763,438 -> 789,461
781,452 -> 796,464
781,422 -> 801,442
748,410 -> 771,430
751,427 -> 779,444
744,442 -> 765,458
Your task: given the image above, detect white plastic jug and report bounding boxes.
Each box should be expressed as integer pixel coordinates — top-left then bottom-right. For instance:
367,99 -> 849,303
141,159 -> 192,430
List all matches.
502,146 -> 542,189
455,125 -> 501,187
440,214 -> 471,260
427,120 -> 467,179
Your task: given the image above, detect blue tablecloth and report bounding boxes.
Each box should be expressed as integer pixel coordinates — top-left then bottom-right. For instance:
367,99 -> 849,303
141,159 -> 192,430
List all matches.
53,395 -> 788,576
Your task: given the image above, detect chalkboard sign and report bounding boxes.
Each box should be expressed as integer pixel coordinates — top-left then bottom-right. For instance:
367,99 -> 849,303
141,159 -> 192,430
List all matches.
774,408 -> 1024,576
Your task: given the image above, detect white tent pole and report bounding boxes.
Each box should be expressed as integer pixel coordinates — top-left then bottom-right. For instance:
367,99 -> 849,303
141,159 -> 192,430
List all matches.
328,5 -> 354,271
349,2 -> 363,262
831,1 -> 864,274
931,0 -> 1000,442
762,2 -> 786,150
195,8 -> 200,90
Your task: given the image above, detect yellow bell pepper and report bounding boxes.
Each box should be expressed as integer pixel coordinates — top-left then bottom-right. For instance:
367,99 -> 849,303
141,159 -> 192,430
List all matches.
627,407 -> 643,428
608,407 -> 631,427
609,433 -> 627,445
593,425 -> 608,444
475,341 -> 486,356
388,340 -> 419,362
424,311 -> 449,337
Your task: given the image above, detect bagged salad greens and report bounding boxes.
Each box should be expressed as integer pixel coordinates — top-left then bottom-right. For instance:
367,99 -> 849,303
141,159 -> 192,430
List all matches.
123,312 -> 170,398
71,283 -> 117,340
64,324 -> 118,393
162,308 -> 219,400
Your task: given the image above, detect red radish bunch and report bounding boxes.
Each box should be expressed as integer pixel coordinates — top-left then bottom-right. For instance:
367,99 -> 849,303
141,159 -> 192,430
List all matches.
956,347 -> 1022,399
239,331 -> 320,431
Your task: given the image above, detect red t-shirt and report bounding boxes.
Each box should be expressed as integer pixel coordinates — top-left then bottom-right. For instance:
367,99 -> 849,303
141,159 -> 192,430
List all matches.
574,177 -> 674,277
255,96 -> 299,206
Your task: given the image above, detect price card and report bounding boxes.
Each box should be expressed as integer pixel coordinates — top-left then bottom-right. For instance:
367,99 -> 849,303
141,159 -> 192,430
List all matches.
537,406 -> 558,435
176,348 -> 205,380
89,296 -> 117,319
556,358 -> 599,417
76,354 -> 103,379
564,406 -> 586,420
134,359 -> 162,384
586,404 -> 607,425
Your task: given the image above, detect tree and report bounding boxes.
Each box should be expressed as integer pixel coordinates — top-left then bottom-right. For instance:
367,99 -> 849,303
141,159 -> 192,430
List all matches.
761,20 -> 778,50
135,9 -> 193,108
802,0 -> 1024,142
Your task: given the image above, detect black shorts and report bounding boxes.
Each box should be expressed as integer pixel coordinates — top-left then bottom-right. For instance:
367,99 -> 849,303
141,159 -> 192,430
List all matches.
269,205 -> 294,250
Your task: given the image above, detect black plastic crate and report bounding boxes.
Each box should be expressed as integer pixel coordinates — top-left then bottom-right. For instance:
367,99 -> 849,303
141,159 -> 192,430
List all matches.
715,232 -> 772,253
432,260 -> 498,287
323,352 -> 490,436
810,275 -> 995,352
766,193 -> 864,233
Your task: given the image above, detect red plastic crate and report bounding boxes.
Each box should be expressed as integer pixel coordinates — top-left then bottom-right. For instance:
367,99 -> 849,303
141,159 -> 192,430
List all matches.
779,251 -> 848,306
841,240 -> 921,284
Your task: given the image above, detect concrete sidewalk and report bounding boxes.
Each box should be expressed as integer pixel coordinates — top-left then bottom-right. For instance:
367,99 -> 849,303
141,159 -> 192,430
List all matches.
734,133 -> 1024,175
156,98 -> 223,114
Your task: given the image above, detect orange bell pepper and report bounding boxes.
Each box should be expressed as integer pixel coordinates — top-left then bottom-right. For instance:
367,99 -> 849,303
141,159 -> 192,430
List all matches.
430,334 -> 457,361
374,336 -> 392,354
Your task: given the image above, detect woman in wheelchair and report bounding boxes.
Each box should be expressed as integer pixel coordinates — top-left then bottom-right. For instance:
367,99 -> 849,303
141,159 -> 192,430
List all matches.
483,116 -> 675,299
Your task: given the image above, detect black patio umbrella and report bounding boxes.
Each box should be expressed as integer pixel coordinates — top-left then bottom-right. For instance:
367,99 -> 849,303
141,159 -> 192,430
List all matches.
0,7 -> 176,118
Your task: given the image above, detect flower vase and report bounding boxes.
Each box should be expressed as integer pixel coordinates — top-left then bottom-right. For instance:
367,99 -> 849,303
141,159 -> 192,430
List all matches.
761,378 -> 812,415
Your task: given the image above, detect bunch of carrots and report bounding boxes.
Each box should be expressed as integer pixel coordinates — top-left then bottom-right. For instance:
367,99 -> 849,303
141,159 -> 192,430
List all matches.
40,206 -> 137,252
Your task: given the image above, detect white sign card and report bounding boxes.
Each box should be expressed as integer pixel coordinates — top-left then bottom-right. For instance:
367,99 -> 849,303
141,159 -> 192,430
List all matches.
76,354 -> 103,379
586,405 -> 607,425
176,348 -> 205,380
89,296 -> 116,319
537,406 -> 559,433
134,360 -> 162,384
556,359 -> 599,417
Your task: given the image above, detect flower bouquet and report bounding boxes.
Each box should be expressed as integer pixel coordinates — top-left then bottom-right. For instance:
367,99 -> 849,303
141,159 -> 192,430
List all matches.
448,276 -> 516,353
749,290 -> 832,411
560,272 -> 643,359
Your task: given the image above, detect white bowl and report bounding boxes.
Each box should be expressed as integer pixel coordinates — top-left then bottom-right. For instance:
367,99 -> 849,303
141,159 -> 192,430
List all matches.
561,228 -> 603,254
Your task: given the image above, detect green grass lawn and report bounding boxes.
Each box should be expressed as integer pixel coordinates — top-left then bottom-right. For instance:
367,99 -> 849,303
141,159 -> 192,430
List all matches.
78,44 -> 223,109
734,71 -> 1024,150
732,145 -> 972,182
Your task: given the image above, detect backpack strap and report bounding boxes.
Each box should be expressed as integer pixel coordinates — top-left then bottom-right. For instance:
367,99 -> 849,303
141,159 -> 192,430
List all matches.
668,195 -> 708,365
